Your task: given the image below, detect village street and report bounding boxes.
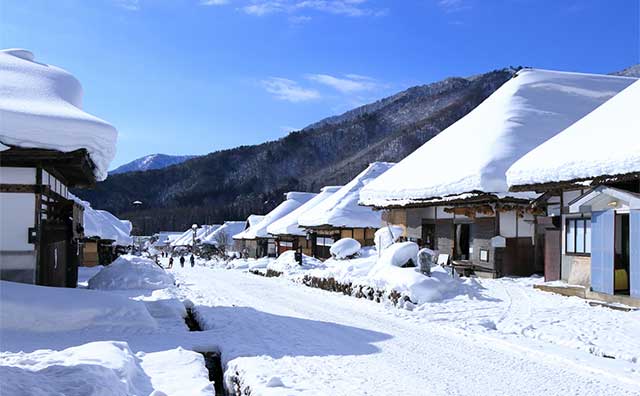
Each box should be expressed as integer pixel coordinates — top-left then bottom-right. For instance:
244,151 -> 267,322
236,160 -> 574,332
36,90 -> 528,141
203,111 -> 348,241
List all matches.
170,265 -> 640,396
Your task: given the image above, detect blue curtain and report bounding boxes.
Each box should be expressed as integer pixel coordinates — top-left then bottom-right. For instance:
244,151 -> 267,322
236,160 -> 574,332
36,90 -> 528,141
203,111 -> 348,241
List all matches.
590,210 -> 614,294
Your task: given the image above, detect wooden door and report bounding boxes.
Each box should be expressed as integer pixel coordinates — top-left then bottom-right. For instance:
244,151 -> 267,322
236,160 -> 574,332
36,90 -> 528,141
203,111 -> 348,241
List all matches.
544,229 -> 561,282
38,221 -> 70,287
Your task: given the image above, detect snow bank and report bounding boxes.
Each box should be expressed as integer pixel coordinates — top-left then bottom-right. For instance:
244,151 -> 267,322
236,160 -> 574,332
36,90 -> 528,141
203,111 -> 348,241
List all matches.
374,225 -> 404,252
0,49 -> 118,181
330,238 -> 361,259
0,341 -> 153,396
267,186 -> 342,237
0,280 -> 156,332
360,69 -> 635,207
379,242 -> 418,267
234,192 -> 316,240
267,251 -> 325,273
140,348 -> 215,396
299,162 -> 394,228
507,79 -> 640,187
88,255 -> 174,290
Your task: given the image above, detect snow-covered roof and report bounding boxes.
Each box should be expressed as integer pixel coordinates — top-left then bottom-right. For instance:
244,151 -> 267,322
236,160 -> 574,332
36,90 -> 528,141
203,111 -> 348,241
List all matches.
202,221 -> 246,247
171,225 -> 220,246
0,49 -> 118,181
267,186 -> 342,237
152,232 -> 184,247
507,80 -> 640,189
299,162 -> 395,229
233,192 -> 316,240
359,69 -> 636,208
71,195 -> 133,246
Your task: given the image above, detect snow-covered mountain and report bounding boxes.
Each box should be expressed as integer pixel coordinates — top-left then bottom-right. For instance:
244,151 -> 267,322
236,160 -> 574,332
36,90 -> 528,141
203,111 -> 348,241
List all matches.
612,64 -> 640,77
110,154 -> 196,174
78,68 -> 515,232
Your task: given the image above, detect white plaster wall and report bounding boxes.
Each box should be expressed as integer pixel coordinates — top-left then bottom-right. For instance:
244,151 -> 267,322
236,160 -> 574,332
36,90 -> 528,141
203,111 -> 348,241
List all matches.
0,167 -> 36,184
0,193 -> 36,251
499,210 -> 534,238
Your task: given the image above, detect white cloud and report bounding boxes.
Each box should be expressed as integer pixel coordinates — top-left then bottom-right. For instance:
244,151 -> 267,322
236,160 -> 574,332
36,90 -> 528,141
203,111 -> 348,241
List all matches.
437,0 -> 471,13
201,0 -> 231,5
262,77 -> 321,102
202,0 -> 385,18
306,73 -> 379,94
114,0 -> 140,11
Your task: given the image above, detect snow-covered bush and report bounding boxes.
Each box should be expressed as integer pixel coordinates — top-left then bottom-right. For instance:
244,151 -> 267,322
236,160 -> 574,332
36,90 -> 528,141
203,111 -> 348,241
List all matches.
374,225 -> 404,252
268,251 -> 324,274
330,238 -> 361,259
88,254 -> 174,290
379,242 -> 418,268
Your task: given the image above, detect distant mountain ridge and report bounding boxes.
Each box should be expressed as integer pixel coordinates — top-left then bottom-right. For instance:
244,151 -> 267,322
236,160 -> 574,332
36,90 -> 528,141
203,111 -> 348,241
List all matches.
611,64 -> 640,77
76,67 -> 516,233
110,154 -> 197,174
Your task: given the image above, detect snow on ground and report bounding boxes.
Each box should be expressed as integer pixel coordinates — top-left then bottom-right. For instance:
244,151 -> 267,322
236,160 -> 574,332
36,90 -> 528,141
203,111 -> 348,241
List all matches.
0,256 -> 214,396
170,265 -> 640,395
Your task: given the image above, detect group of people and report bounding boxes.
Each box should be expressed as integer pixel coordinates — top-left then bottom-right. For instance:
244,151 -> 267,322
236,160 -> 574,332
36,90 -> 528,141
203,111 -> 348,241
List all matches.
166,253 -> 196,269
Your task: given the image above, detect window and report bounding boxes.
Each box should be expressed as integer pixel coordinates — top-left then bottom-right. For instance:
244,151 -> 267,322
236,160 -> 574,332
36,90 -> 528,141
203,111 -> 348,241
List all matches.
316,237 -> 334,247
566,218 -> 591,255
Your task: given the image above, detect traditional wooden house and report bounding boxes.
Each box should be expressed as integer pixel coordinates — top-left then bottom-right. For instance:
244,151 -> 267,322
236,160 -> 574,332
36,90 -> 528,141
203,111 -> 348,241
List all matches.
232,215 -> 265,258
267,186 -> 341,256
72,195 -> 133,266
233,192 -> 316,259
507,80 -> 639,300
299,162 -> 394,259
0,49 -> 118,287
360,69 -> 635,277
170,224 -> 220,252
202,221 -> 246,254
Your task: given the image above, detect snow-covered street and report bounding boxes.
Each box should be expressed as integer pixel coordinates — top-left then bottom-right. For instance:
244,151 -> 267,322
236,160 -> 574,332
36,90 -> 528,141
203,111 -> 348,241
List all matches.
171,265 -> 640,395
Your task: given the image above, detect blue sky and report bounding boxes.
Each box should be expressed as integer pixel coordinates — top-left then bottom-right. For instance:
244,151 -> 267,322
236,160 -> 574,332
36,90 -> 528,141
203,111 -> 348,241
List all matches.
2,0 -> 638,169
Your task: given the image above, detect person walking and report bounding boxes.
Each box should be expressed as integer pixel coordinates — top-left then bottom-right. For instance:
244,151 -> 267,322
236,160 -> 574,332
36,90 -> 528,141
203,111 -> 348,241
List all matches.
168,256 -> 174,269
190,254 -> 195,268
180,255 -> 185,268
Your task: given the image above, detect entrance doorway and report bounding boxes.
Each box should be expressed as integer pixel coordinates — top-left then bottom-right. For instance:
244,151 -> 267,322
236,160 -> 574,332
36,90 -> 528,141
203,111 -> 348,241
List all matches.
614,213 -> 630,294
454,223 -> 471,260
421,223 -> 436,250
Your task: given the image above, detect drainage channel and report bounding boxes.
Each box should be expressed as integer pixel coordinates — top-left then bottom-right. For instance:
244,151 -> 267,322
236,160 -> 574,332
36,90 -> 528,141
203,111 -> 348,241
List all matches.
185,307 -> 227,396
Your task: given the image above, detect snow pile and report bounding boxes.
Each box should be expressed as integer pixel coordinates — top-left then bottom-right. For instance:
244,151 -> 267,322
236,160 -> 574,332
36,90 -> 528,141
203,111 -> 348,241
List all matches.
0,341 -> 154,396
374,225 -> 404,252
88,255 -> 174,290
139,348 -> 215,396
299,162 -> 394,228
0,280 -> 156,332
0,49 -> 118,181
330,238 -> 361,259
507,79 -> 640,187
267,250 -> 325,274
359,69 -> 636,207
234,192 -> 316,240
72,195 -> 133,246
379,242 -> 418,267
267,186 -> 342,237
